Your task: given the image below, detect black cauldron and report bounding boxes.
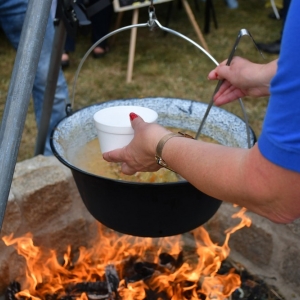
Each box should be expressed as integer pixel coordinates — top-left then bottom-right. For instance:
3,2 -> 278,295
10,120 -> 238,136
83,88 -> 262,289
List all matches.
51,97 -> 256,237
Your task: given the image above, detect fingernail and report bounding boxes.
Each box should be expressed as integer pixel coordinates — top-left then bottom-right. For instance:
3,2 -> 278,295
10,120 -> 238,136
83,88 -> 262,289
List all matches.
129,112 -> 138,121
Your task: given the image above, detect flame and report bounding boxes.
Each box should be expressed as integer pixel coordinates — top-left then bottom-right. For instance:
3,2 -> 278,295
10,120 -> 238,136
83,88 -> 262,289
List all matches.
2,207 -> 251,300
118,279 -> 148,300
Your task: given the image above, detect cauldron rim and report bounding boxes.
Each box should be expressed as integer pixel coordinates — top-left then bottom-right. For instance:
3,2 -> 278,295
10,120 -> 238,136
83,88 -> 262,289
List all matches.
60,96 -> 254,126
51,97 -> 256,185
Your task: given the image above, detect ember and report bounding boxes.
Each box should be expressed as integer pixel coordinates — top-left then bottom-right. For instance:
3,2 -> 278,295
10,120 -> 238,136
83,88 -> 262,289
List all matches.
2,207 -> 283,300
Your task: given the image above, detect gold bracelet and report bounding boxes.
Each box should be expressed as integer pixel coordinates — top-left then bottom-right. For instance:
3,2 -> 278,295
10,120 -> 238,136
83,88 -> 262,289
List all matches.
155,132 -> 194,172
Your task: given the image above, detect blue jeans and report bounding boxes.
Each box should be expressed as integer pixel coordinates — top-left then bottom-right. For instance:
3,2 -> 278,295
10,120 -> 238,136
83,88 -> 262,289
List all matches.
225,0 -> 238,9
0,0 -> 68,155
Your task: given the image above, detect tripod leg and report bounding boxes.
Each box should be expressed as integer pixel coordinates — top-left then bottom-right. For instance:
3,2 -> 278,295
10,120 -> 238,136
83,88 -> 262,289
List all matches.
211,0 -> 218,29
204,0 -> 211,33
194,0 -> 200,12
0,0 -> 51,231
34,19 -> 67,155
204,0 -> 218,33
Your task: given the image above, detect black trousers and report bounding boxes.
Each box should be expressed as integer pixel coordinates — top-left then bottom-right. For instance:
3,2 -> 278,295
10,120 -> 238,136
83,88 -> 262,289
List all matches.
64,0 -> 113,52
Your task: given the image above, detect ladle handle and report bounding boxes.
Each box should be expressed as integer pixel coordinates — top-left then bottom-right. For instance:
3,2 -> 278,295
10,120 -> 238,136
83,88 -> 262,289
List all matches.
195,29 -> 263,148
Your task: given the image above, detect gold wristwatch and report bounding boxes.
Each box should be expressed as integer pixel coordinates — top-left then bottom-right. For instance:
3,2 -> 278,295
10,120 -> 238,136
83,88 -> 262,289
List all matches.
155,132 -> 194,172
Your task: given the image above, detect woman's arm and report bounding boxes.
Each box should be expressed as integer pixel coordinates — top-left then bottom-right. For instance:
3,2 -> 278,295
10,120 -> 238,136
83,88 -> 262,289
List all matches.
103,116 -> 300,224
160,133 -> 300,224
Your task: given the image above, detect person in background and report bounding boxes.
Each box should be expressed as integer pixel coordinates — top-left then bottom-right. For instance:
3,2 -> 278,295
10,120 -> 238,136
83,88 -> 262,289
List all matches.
61,0 -> 113,68
102,0 -> 300,224
256,0 -> 291,54
225,0 -> 238,9
0,0 -> 69,156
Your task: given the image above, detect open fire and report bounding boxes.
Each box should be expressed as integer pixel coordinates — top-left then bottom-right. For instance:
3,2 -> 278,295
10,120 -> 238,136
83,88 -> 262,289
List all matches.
3,207 -> 251,300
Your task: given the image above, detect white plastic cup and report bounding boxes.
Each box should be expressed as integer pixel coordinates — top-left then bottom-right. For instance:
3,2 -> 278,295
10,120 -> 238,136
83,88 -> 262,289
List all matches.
93,106 -> 158,153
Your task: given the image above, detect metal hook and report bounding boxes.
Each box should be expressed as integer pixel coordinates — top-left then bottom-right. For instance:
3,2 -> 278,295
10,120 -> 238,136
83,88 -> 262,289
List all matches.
148,6 -> 158,30
195,28 -> 264,140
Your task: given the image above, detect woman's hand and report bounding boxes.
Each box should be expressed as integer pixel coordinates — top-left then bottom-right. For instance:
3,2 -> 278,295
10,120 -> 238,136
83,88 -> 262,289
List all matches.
102,113 -> 171,175
208,57 -> 277,105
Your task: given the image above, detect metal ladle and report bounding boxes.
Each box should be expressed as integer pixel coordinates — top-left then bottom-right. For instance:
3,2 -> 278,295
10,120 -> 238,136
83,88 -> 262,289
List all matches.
195,29 -> 263,148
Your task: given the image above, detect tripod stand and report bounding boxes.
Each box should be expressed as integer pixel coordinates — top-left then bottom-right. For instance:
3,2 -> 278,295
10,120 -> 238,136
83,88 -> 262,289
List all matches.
0,0 -> 109,232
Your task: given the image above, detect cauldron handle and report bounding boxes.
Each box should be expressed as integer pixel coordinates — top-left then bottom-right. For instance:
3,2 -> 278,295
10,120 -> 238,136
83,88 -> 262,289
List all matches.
68,7 -> 254,148
68,7 -> 218,114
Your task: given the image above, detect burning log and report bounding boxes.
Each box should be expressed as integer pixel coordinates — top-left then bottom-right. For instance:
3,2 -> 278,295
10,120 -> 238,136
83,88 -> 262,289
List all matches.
5,281 -> 21,300
159,252 -> 183,271
66,281 -> 108,294
5,257 -> 284,300
105,264 -> 119,299
45,282 -> 110,300
5,267 -> 120,300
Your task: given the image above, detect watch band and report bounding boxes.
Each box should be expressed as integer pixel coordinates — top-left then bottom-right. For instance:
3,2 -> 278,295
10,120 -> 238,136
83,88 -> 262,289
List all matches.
155,132 -> 194,172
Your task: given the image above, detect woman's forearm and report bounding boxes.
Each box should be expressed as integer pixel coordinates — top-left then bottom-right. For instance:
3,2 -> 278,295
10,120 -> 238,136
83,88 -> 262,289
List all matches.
161,136 -> 300,223
103,111 -> 300,224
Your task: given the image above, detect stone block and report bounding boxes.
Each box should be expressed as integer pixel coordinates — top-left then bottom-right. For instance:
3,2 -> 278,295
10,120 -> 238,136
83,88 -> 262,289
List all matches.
33,218 -> 96,258
13,155 -> 71,179
1,191 -> 21,236
7,251 -> 27,287
287,218 -> 300,236
0,262 -> 10,294
229,223 -> 273,266
207,204 -> 273,266
280,246 -> 300,287
11,165 -> 72,231
205,204 -> 249,245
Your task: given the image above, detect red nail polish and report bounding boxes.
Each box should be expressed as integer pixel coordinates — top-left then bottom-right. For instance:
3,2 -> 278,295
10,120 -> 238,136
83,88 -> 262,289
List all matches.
130,112 -> 138,121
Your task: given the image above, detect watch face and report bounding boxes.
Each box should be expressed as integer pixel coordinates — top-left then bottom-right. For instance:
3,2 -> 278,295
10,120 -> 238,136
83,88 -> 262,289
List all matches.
159,160 -> 168,168
155,156 -> 175,172
155,155 -> 165,166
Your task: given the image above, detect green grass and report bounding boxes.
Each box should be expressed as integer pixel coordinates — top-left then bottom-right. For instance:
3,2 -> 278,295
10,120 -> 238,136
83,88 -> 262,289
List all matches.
0,0 -> 281,161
